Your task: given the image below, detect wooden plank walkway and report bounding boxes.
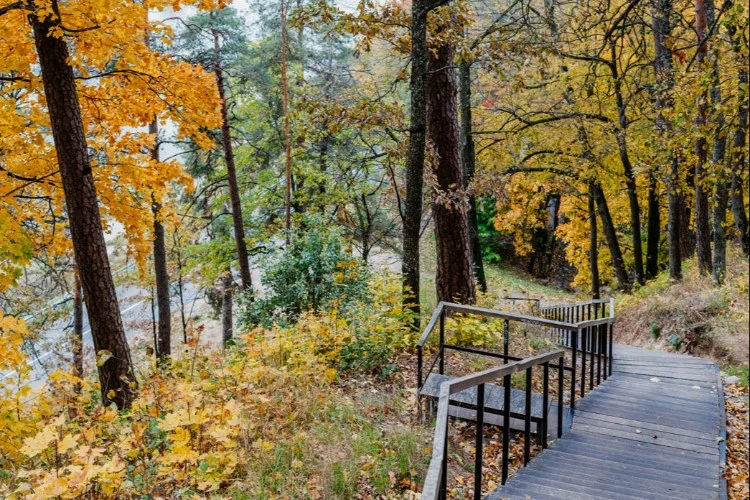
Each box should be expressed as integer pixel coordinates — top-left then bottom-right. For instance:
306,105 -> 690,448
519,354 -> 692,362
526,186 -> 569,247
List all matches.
488,345 -> 727,499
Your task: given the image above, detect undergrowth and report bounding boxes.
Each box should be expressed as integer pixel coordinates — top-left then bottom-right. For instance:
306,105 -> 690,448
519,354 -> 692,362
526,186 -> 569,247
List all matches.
615,247 -> 749,364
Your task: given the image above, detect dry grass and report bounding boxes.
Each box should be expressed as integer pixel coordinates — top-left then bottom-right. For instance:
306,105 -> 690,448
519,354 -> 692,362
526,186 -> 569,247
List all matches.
615,247 -> 749,364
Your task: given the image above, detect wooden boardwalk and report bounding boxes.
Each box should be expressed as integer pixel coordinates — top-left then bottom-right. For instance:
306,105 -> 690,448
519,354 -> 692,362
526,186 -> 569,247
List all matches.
488,344 -> 726,499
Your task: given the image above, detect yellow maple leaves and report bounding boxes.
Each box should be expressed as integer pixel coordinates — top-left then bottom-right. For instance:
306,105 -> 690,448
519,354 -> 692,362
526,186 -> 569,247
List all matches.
0,0 -> 223,287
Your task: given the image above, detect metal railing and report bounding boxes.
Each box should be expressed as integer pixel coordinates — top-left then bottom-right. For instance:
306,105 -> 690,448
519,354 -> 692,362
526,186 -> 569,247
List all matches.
418,299 -> 616,499
421,350 -> 565,500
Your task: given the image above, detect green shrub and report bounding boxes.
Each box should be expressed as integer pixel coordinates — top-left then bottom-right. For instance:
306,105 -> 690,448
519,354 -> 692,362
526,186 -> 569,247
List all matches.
240,218 -> 368,327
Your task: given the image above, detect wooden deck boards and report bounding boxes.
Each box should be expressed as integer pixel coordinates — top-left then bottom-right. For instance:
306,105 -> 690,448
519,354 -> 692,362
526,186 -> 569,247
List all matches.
487,345 -> 726,499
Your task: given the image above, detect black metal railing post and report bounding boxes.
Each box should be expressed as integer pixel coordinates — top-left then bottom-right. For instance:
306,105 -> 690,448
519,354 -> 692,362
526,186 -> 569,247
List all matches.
571,327 -> 578,411
475,383 -> 485,500
439,309 -> 445,375
589,326 -> 595,390
602,322 -> 608,381
542,361 -> 549,448
557,356 -> 564,438
580,327 -> 587,398
597,323 -> 603,385
502,374 -> 511,484
503,319 -> 509,364
524,367 -> 532,465
609,321 -> 614,376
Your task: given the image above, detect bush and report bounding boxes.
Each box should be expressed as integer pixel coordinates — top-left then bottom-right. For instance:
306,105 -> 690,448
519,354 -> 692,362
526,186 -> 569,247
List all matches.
240,219 -> 368,328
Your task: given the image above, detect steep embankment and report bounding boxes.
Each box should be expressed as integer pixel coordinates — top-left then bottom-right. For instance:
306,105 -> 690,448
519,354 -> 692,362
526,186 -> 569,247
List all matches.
615,248 -> 749,367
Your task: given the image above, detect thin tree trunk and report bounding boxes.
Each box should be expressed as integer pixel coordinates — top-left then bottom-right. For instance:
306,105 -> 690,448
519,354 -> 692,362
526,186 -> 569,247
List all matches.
646,174 -> 661,279
651,0 -> 682,280
149,119 -> 171,358
706,0 -> 728,284
427,41 -> 477,305
172,231 -> 188,343
728,23 -> 749,256
281,0 -> 293,244
72,264 -> 84,383
402,1 -> 429,318
593,184 -> 631,291
213,29 -> 253,291
694,0 -> 713,275
30,1 -> 135,408
588,184 -> 601,299
459,59 -> 487,293
610,40 -> 644,285
221,275 -> 233,346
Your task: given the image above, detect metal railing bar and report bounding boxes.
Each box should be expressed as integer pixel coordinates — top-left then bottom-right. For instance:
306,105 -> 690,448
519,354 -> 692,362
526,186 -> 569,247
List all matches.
447,350 -> 564,394
417,302 -> 445,347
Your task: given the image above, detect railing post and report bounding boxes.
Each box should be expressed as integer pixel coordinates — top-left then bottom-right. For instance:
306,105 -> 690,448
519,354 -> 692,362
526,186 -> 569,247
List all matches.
587,302 -> 592,320
542,361 -> 549,448
589,326 -> 595,390
602,322 -> 608,381
580,326 -> 587,398
597,323 -> 603,385
475,383 -> 485,500
609,321 -> 614,376
524,367 -> 532,465
503,319 -> 509,364
502,374 -> 511,484
557,356 -> 564,438
439,309 -> 445,375
571,327 -> 578,411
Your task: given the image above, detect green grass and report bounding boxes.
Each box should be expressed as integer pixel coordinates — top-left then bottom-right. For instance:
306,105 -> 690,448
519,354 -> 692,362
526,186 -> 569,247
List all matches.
724,364 -> 749,387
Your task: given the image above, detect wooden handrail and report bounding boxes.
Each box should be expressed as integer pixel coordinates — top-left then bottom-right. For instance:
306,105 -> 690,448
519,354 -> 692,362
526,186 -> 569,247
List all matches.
422,350 -> 565,500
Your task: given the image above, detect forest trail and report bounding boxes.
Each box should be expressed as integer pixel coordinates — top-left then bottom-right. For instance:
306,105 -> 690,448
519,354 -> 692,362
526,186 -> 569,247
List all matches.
489,344 -> 726,499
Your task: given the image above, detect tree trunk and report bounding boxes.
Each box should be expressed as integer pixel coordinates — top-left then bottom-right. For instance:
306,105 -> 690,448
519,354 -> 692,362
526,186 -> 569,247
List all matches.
588,184 -> 601,299
221,275 -> 233,346
651,0 -> 682,280
149,120 -> 171,358
402,2 -> 429,317
694,0 -> 713,275
213,29 -> 253,292
593,184 -> 631,291
706,0 -> 728,284
610,40 -> 644,285
72,264 -> 84,383
459,59 -> 487,293
281,0 -> 293,243
30,3 -> 135,409
427,41 -> 477,304
728,23 -> 749,256
646,174 -> 661,279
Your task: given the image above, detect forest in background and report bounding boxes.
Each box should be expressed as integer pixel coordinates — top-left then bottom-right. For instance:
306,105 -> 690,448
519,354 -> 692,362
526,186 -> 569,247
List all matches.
0,0 -> 749,495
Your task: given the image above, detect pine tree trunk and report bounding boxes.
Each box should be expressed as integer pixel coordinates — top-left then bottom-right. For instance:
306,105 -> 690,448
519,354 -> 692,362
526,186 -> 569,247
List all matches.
459,59 -> 487,293
213,30 -> 252,292
588,184 -> 601,299
646,174 -> 661,279
593,184 -> 631,291
728,23 -> 749,256
149,120 -> 171,358
427,42 -> 477,305
651,0 -> 682,280
30,3 -> 135,409
403,2 -> 429,317
72,264 -> 84,383
694,0 -> 713,275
